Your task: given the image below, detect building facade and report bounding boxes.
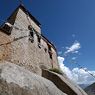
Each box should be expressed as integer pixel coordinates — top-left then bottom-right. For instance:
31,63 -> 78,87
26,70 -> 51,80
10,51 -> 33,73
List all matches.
0,5 -> 59,75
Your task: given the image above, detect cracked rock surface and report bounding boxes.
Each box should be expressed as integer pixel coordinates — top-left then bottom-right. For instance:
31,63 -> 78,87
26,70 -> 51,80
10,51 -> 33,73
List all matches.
0,61 -> 67,95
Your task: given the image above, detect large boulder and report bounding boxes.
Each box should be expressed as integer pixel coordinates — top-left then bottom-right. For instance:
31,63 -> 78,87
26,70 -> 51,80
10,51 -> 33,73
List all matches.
0,61 -> 67,95
42,69 -> 88,95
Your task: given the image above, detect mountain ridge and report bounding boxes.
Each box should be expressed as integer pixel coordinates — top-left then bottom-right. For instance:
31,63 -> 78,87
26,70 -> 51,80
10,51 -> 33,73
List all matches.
84,82 -> 95,95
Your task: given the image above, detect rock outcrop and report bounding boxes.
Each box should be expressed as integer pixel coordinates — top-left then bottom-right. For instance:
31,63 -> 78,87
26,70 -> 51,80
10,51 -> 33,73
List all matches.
42,69 -> 88,95
0,61 -> 67,95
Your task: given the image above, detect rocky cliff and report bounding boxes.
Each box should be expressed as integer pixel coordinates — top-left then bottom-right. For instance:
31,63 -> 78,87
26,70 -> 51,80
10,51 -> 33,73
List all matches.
0,61 -> 88,95
0,61 -> 67,95
42,69 -> 88,95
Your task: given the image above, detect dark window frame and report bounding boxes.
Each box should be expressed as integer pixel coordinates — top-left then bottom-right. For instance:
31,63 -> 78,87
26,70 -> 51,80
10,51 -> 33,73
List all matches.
2,22 -> 12,34
48,44 -> 53,59
29,27 -> 34,43
37,34 -> 41,48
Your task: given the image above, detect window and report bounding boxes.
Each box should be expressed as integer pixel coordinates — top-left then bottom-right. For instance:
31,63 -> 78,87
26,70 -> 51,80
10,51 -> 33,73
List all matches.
2,22 -> 12,34
28,25 -> 32,30
29,31 -> 34,43
30,30 -> 34,37
28,25 -> 34,43
37,34 -> 41,48
37,35 -> 41,43
49,53 -> 52,59
44,48 -> 47,53
48,44 -> 52,59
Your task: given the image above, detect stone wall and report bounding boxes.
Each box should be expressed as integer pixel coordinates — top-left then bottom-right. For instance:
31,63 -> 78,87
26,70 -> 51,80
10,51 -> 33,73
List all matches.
0,31 -> 12,61
0,7 -> 59,75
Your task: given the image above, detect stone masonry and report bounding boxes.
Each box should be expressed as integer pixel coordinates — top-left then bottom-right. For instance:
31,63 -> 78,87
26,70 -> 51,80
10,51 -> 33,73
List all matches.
0,5 -> 59,75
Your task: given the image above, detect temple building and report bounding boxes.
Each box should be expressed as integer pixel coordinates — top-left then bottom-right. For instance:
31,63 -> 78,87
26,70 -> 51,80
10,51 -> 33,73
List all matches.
0,4 -> 59,75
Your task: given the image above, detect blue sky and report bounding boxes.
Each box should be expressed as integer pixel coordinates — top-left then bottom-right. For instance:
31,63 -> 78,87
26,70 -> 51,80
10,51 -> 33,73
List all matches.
0,0 -> 95,84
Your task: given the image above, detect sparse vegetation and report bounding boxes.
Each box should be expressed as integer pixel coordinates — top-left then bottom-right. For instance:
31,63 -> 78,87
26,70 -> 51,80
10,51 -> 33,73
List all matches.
49,68 -> 63,75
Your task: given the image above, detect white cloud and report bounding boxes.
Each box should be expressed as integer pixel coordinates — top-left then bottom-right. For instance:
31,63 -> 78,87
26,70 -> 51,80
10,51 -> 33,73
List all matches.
58,51 -> 63,55
65,47 -> 69,49
72,68 -> 95,84
72,51 -> 79,54
71,57 -> 77,60
58,40 -> 95,85
64,41 -> 81,55
58,56 -> 73,79
58,56 -> 95,85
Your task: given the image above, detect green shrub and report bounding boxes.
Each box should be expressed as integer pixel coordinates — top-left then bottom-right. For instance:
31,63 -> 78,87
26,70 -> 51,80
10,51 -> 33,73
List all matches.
49,68 -> 63,75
